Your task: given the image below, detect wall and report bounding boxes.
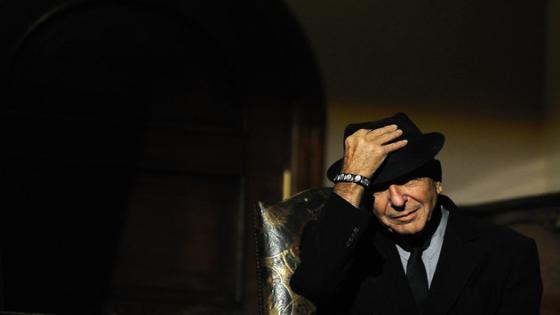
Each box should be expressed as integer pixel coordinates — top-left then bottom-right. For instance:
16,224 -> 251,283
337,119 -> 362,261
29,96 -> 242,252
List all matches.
546,0 -> 560,195
285,0 -> 556,205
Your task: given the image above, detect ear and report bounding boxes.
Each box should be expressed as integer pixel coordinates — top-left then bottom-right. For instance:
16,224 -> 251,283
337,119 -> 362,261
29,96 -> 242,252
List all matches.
435,181 -> 443,194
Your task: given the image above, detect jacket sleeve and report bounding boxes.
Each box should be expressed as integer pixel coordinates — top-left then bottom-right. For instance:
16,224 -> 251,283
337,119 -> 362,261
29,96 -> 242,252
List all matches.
497,237 -> 543,315
289,193 -> 373,305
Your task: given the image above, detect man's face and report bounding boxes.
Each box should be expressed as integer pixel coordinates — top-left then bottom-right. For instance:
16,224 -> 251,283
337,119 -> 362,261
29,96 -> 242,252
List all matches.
372,177 -> 442,235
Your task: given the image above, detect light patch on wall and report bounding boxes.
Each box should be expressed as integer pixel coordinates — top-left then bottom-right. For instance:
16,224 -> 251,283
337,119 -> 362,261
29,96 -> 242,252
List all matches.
546,0 -> 560,196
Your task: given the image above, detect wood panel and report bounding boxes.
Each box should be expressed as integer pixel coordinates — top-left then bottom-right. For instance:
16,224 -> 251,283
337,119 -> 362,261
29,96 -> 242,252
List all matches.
112,172 -> 244,305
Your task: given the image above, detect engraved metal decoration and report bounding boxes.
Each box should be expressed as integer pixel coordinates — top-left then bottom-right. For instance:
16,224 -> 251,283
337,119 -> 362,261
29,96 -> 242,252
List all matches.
256,187 -> 331,315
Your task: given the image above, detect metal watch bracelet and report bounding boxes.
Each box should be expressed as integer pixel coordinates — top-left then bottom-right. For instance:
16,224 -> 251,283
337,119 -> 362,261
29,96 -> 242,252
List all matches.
333,173 -> 370,189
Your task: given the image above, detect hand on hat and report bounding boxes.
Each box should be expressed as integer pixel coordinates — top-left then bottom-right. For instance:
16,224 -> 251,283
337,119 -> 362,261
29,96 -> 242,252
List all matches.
342,124 -> 408,178
334,124 -> 408,207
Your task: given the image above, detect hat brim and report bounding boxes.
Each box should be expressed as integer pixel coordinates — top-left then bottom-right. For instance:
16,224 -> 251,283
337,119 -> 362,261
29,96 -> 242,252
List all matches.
327,132 -> 444,187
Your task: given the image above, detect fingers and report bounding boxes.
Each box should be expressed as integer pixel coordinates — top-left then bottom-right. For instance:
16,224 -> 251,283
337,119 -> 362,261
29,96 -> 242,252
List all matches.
384,139 -> 408,153
351,124 -> 395,137
367,124 -> 398,136
371,128 -> 403,145
347,124 -> 408,154
352,124 -> 404,145
341,124 -> 408,179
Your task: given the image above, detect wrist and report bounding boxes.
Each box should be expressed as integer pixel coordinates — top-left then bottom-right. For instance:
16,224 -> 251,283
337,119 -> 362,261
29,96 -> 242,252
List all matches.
333,172 -> 371,189
333,182 -> 365,208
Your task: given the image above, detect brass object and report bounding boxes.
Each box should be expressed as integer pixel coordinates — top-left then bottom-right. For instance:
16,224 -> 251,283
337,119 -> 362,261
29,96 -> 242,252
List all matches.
256,187 -> 331,315
282,169 -> 292,200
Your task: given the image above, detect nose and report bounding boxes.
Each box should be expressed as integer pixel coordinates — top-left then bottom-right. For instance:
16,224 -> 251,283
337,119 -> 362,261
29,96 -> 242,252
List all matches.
388,184 -> 407,211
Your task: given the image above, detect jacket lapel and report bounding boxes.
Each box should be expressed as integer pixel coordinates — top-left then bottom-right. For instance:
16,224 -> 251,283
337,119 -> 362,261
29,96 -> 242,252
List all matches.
372,228 -> 421,315
424,201 -> 485,315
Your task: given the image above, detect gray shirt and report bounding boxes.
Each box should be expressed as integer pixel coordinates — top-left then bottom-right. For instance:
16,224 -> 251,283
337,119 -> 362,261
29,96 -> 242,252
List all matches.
396,206 -> 449,288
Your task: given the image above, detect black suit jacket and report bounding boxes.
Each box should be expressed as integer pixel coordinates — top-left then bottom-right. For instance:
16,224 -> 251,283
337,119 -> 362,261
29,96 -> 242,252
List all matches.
290,194 -> 542,314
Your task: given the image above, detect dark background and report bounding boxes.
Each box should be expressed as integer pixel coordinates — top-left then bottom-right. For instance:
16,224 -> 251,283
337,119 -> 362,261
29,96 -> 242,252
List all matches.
0,0 -> 324,314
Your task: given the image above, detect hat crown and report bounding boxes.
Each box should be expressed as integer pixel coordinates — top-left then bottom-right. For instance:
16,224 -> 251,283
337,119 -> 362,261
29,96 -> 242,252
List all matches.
343,112 -> 422,141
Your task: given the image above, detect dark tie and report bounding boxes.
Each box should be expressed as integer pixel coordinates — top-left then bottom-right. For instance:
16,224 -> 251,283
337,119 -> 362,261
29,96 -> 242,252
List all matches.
407,247 -> 429,306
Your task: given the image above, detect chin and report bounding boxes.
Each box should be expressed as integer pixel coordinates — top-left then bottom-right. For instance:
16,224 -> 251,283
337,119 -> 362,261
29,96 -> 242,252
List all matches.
389,220 -> 427,235
392,226 -> 421,235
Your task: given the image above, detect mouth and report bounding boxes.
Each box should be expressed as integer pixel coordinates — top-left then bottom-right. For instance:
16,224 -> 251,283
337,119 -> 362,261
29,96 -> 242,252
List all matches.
390,208 -> 420,223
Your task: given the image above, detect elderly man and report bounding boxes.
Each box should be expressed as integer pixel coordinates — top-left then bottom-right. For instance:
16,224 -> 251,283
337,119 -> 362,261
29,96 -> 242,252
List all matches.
290,113 -> 542,314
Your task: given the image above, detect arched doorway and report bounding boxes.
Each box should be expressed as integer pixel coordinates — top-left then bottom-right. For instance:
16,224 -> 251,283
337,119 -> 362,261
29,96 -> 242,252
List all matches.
0,0 -> 324,314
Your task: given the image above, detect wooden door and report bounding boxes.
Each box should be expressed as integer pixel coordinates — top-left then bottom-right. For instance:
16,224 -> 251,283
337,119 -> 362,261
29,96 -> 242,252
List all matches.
0,0 -> 324,314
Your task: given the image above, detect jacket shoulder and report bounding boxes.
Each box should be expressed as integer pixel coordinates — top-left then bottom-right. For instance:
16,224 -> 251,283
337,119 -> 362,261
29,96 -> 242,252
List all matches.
455,208 -> 537,250
441,194 -> 536,250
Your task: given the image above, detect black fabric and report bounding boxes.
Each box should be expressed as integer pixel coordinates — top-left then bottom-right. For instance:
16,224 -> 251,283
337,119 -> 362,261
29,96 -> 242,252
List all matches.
290,193 -> 543,315
369,159 -> 442,192
407,247 -> 429,307
390,204 -> 443,310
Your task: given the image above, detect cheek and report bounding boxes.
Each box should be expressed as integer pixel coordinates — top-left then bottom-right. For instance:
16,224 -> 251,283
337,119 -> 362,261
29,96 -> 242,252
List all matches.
372,197 -> 387,217
417,209 -> 431,226
371,207 -> 384,220
415,207 -> 433,229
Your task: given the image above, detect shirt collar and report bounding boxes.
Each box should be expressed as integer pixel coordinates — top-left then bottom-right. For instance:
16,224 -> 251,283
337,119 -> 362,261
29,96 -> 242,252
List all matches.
396,205 -> 450,261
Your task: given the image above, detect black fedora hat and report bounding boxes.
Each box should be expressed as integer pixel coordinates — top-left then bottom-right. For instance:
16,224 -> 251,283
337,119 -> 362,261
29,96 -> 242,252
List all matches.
327,112 -> 445,187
